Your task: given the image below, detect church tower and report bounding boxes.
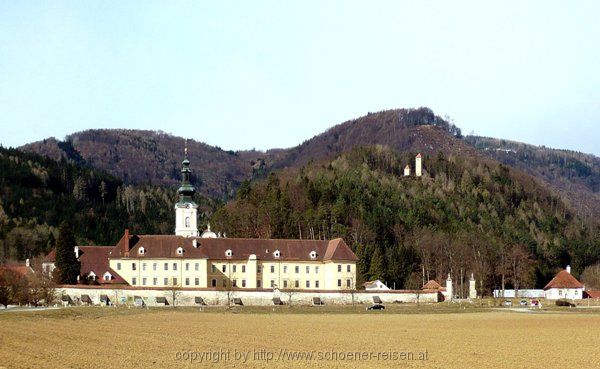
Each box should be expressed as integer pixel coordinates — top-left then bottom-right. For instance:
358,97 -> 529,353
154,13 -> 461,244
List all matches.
174,144 -> 199,237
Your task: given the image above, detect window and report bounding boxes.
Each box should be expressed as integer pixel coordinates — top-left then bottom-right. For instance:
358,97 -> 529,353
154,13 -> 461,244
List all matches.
346,279 -> 351,288
142,277 -> 147,286
222,265 -> 226,273
103,273 -> 111,281
138,247 -> 145,255
142,263 -> 146,271
295,266 -> 299,274
306,280 -> 310,288
347,265 -> 351,273
173,278 -> 178,286
185,263 -> 189,271
173,263 -> 177,271
270,280 -> 275,288
195,278 -> 199,286
315,266 -> 319,274
310,250 -> 317,259
185,278 -> 190,286
283,280 -> 288,288
257,280 -> 261,288
257,266 -> 262,273
273,250 -> 281,258
211,279 -> 217,287
153,263 -> 157,271
225,249 -> 233,257
164,263 -> 169,271
295,280 -> 299,288
337,279 -> 342,287
306,266 -> 310,274
211,265 -> 216,273
338,264 -> 342,272
283,266 -> 288,273
132,277 -> 137,285
242,265 -> 246,273
164,278 -> 168,285
177,247 -> 184,255
233,265 -> 237,273
132,263 -> 136,271
153,278 -> 157,286
270,265 -> 275,273
195,263 -> 199,271
232,280 -> 237,287
315,280 -> 319,288
117,263 -> 121,271
185,217 -> 190,227
242,280 -> 246,287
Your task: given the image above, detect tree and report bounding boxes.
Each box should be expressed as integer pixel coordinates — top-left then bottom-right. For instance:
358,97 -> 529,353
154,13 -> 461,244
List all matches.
368,247 -> 386,282
0,269 -> 28,307
54,222 -> 80,284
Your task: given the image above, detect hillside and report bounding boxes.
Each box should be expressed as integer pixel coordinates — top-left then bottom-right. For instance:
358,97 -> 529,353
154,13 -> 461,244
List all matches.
465,136 -> 600,220
18,108 -> 600,222
0,147 -> 213,263
212,147 -> 600,292
21,130 -> 268,198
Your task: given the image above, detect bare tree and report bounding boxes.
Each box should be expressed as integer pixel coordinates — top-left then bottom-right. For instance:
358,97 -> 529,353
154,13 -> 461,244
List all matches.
282,278 -> 299,306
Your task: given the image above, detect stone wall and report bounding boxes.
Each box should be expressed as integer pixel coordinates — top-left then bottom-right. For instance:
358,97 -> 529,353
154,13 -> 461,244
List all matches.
56,286 -> 439,306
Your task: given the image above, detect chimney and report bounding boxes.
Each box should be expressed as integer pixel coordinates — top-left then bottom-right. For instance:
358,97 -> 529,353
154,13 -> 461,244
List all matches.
566,265 -> 571,274
74,246 -> 79,258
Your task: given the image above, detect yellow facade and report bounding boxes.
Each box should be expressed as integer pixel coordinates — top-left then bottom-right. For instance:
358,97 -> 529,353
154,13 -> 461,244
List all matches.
109,258 -> 356,291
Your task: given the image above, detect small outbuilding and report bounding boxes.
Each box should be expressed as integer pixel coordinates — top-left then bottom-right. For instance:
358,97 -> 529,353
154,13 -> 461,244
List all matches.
544,266 -> 584,300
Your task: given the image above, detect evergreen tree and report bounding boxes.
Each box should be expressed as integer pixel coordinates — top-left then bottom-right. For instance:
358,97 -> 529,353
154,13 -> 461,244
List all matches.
54,222 -> 80,284
368,246 -> 386,281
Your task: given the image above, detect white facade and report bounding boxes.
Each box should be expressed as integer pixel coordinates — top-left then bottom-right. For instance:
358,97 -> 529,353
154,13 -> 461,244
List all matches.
415,154 -> 422,177
545,288 -> 583,300
174,203 -> 198,237
364,280 -> 390,291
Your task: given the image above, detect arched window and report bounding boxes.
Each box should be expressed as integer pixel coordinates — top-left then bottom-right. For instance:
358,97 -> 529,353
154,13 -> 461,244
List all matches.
185,217 -> 190,228
225,249 -> 233,257
309,250 -> 317,259
273,250 -> 281,258
177,247 -> 184,255
138,247 -> 145,255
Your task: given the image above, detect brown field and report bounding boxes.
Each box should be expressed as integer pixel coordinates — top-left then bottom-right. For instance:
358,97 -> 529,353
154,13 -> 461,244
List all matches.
1,305 -> 599,368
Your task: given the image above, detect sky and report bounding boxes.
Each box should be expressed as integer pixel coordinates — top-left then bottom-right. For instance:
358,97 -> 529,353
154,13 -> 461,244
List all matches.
1,1 -> 599,155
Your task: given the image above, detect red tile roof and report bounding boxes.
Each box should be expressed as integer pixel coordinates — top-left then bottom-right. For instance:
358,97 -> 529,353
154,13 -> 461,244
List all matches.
41,246 -> 126,284
543,270 -> 583,290
112,235 -> 358,262
422,280 -> 442,290
584,290 -> 600,299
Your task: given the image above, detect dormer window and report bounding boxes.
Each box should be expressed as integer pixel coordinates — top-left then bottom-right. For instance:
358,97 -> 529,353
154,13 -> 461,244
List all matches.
273,250 -> 281,258
310,250 -> 317,259
176,247 -> 184,255
103,271 -> 112,281
138,247 -> 145,255
225,249 -> 233,257
192,239 -> 198,248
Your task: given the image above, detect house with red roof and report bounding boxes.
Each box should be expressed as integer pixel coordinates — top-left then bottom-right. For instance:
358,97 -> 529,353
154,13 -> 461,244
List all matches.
543,266 -> 584,300
38,152 -> 359,292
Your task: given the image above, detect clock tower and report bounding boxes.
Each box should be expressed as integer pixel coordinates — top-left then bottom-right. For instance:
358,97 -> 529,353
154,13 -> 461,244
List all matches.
174,144 -> 199,237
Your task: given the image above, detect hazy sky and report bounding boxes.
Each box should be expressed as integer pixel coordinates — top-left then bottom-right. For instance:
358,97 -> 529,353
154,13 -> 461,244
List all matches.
1,1 -> 599,155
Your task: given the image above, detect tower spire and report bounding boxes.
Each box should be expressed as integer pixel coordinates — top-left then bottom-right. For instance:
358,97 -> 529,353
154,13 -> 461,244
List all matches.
175,141 -> 198,237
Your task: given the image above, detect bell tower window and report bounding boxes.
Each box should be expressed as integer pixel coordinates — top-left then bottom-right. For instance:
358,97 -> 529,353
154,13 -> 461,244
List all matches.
185,217 -> 190,228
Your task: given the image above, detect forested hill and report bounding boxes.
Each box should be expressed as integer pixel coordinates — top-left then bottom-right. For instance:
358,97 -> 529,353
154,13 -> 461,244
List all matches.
20,130 -> 268,198
0,147 -> 213,263
19,108 -> 600,223
465,136 -> 600,220
212,147 -> 600,293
